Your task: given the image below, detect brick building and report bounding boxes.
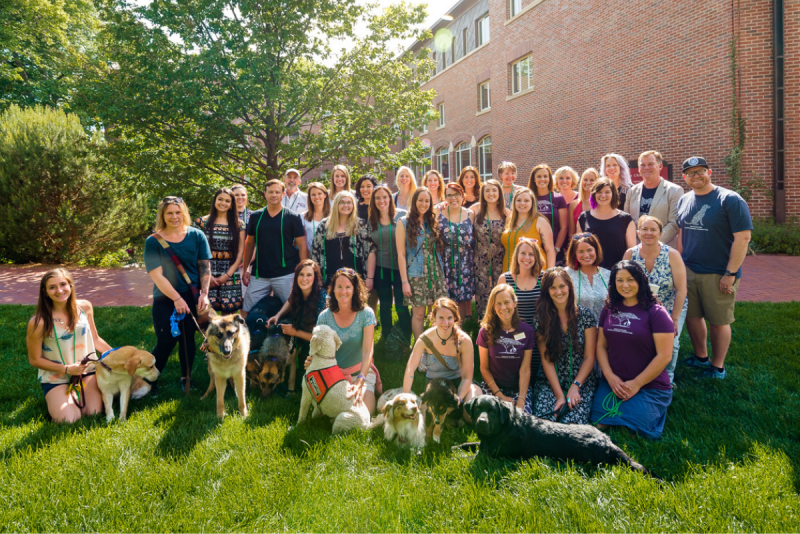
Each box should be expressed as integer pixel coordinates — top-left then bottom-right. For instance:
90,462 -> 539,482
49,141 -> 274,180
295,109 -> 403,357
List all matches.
394,0 -> 797,220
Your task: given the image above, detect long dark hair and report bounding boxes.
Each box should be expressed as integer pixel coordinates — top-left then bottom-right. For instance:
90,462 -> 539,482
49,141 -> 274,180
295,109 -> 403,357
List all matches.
406,187 -> 443,253
536,268 -> 579,363
205,187 -> 240,254
354,174 -> 379,204
368,185 -> 397,231
605,260 -> 658,313
33,268 -> 78,337
476,179 -> 507,226
528,163 -> 554,199
304,182 -> 331,222
328,268 -> 368,313
288,260 -> 324,331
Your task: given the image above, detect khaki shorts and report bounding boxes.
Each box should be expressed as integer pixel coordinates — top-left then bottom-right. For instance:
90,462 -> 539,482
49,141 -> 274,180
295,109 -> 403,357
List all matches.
686,268 -> 739,326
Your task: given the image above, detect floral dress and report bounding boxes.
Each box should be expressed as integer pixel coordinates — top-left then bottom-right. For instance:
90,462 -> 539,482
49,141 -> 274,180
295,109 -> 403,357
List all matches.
473,217 -> 506,317
193,217 -> 243,312
438,211 -> 475,302
631,244 -> 687,316
532,306 -> 598,424
310,218 -> 376,287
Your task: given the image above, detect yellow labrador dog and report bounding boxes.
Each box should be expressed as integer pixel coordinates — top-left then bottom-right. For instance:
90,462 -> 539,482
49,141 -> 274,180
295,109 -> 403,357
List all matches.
95,346 -> 160,422
202,314 -> 249,418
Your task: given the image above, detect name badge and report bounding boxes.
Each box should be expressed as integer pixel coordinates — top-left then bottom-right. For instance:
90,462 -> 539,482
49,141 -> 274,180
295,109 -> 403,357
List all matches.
514,332 -> 526,341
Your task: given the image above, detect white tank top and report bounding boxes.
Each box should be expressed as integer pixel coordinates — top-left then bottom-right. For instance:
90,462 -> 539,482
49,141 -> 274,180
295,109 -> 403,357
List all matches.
37,310 -> 95,385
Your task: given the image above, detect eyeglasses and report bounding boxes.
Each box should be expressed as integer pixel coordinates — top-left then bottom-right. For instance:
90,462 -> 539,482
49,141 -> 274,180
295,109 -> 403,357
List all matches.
572,232 -> 592,240
685,169 -> 708,178
163,196 -> 184,204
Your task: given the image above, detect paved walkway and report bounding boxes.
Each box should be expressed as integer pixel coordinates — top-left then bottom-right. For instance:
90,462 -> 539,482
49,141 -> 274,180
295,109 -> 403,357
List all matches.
0,255 -> 798,306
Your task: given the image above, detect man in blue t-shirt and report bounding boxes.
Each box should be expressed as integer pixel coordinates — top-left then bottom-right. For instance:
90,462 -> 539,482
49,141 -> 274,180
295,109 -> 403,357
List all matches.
676,156 -> 752,380
241,179 -> 308,318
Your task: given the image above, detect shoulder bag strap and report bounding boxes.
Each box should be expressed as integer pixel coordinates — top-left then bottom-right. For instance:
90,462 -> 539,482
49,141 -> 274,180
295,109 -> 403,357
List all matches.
152,232 -> 200,299
420,335 -> 451,370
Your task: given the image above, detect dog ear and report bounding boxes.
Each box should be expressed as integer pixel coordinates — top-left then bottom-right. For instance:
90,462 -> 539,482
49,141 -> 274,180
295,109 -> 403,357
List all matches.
124,355 -> 142,376
333,331 -> 342,352
381,399 -> 393,416
234,315 -> 246,327
497,397 -> 510,425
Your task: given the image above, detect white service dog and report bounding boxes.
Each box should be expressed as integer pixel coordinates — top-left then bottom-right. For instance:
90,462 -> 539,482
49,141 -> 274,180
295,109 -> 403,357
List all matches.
371,388 -> 426,448
298,325 -> 371,434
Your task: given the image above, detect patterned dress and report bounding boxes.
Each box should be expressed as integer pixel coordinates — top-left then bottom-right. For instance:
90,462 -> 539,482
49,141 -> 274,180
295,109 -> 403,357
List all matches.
631,244 -> 687,316
532,306 -> 599,424
407,233 -> 448,309
193,217 -> 243,312
473,217 -> 506,317
438,211 -> 475,302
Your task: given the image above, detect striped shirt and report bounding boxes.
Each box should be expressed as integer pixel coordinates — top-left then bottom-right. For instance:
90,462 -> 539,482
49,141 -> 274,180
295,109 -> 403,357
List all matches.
504,272 -> 543,372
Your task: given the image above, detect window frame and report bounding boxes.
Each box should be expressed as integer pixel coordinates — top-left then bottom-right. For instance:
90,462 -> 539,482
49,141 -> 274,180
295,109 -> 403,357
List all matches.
438,103 -> 445,128
455,142 -> 471,177
479,81 -> 491,111
477,136 -> 492,181
436,147 -> 450,181
510,0 -> 522,17
512,55 -> 533,94
476,14 -> 490,47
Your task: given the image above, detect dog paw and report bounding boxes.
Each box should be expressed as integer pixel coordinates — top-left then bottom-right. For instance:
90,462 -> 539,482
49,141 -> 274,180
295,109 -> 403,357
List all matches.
433,435 -> 441,444
105,415 -> 115,423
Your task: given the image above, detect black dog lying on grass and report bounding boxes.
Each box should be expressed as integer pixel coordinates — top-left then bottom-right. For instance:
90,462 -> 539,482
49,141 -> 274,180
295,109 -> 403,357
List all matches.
461,395 -> 658,478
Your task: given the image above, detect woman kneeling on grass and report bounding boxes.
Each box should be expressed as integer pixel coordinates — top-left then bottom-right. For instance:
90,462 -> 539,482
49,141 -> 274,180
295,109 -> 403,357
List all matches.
26,269 -> 111,422
477,284 -> 535,414
402,298 -> 482,404
590,260 -> 674,439
306,268 -> 381,414
532,268 -> 598,424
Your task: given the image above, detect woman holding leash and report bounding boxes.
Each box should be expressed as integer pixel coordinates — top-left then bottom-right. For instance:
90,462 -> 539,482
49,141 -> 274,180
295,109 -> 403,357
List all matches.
26,268 -> 109,422
476,284 -> 535,414
590,261 -> 674,439
193,187 -> 245,313
308,268 -> 381,414
471,179 -> 509,317
144,196 -> 212,393
532,268 -> 598,424
268,259 -> 328,395
402,298 -> 481,403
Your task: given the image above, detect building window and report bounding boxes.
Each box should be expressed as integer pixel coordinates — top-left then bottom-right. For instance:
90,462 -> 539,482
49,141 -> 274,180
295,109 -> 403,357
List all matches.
463,28 -> 468,56
421,122 -> 428,135
477,14 -> 490,46
479,81 -> 491,110
478,136 -> 492,180
510,0 -> 522,17
512,56 -> 533,94
416,148 -> 431,179
452,36 -> 457,63
438,103 -> 445,127
432,52 -> 437,75
436,147 -> 450,181
455,142 -> 471,177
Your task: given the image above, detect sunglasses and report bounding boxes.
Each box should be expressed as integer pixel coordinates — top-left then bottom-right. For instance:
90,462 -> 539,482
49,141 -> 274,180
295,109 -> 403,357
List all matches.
163,196 -> 184,204
517,237 -> 539,245
572,232 -> 592,240
335,268 -> 357,276
544,267 -> 566,273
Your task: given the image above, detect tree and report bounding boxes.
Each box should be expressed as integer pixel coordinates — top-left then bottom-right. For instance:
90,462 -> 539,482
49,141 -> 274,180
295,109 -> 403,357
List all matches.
0,0 -> 101,114
0,105 -> 149,264
79,0 -> 436,195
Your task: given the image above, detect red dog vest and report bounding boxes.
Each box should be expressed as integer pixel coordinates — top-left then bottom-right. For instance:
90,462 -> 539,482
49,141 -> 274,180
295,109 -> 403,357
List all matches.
305,366 -> 347,404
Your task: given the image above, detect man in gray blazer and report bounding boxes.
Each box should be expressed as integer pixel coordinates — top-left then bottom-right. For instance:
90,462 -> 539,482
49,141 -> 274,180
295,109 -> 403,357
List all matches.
625,150 -> 685,247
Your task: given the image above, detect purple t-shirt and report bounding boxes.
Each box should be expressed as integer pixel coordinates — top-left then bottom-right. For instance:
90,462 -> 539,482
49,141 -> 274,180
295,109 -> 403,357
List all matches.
598,303 -> 673,390
537,192 -> 568,242
477,321 -> 536,390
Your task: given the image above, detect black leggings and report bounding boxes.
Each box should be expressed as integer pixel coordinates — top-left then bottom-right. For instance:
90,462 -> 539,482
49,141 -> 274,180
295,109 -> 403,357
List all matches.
151,290 -> 200,379
374,266 -> 411,338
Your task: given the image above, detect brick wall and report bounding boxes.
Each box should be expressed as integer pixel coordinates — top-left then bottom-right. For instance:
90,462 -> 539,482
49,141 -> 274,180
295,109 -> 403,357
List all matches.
406,0 -> 798,219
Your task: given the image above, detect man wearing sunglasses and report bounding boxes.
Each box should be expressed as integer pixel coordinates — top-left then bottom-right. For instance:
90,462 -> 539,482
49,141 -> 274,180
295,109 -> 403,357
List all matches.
676,156 -> 752,380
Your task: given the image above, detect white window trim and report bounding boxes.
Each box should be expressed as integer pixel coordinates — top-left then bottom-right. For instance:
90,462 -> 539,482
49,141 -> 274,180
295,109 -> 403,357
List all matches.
479,81 -> 491,111
510,0 -> 522,18
476,107 -> 492,116
477,14 -> 490,47
505,0 -> 547,26
512,56 -> 533,95
437,103 -> 445,128
506,85 -> 536,101
422,42 -> 489,85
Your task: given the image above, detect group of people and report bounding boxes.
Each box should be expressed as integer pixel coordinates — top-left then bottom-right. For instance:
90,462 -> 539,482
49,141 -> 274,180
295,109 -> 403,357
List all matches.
26,152 -> 752,441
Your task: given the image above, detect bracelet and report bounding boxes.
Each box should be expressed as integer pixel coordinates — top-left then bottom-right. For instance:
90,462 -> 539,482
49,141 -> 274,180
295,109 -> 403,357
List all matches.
367,277 -> 373,280
487,380 -> 496,387
357,373 -> 366,381
402,281 -> 409,285
64,364 -> 69,375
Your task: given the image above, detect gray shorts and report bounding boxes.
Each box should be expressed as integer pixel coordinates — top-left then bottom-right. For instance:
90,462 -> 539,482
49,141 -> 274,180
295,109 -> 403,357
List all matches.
242,273 -> 294,312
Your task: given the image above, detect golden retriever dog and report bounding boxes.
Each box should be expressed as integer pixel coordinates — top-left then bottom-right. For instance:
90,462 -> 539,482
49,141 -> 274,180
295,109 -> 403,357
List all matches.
201,314 -> 249,418
372,388 -> 425,448
95,346 -> 160,422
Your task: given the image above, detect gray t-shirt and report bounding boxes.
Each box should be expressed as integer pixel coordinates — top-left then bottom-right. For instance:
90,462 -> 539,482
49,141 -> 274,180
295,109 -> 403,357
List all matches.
144,227 -> 212,298
677,186 -> 753,277
368,209 -> 407,270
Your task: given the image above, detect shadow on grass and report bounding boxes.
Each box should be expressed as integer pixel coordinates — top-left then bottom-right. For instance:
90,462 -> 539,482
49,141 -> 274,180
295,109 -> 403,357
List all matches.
153,393 -> 222,459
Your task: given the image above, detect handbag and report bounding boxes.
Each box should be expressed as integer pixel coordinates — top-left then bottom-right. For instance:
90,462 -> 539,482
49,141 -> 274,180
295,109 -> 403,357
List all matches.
152,232 -> 211,328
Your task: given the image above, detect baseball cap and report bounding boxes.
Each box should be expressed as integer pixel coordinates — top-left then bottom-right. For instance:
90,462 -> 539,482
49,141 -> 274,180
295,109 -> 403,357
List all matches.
284,168 -> 301,178
682,157 -> 709,173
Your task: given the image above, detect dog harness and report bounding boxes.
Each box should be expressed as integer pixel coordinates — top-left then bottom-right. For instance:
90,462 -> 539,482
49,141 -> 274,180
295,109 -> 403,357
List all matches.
305,366 -> 347,404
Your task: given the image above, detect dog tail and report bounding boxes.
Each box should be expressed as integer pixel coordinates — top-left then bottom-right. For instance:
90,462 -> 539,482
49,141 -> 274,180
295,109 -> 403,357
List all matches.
623,456 -> 663,482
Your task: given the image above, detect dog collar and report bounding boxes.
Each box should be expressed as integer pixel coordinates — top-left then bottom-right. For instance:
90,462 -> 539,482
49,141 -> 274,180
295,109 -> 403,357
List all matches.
100,347 -> 121,360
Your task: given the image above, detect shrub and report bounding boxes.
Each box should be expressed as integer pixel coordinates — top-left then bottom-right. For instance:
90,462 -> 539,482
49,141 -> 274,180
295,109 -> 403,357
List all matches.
751,217 -> 800,256
0,105 -> 148,264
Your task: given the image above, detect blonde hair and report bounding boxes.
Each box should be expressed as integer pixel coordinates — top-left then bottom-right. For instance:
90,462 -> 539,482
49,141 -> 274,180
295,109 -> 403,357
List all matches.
637,214 -> 664,232
480,284 -> 519,347
579,168 -> 600,203
395,166 -> 418,196
553,166 -> 579,190
505,187 -> 538,231
330,165 -> 352,196
326,191 -> 358,239
155,198 -> 191,232
509,238 -> 544,277
638,150 -> 664,165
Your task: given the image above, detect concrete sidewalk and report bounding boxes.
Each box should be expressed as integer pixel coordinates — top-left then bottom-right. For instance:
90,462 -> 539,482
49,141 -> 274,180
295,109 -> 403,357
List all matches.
0,255 -> 797,307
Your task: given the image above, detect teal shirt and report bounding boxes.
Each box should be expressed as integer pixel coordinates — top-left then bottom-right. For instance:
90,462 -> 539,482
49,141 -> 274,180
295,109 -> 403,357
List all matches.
316,307 -> 376,370
144,227 -> 212,298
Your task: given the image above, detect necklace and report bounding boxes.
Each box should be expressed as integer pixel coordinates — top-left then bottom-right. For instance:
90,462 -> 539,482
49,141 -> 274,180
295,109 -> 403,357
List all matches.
53,317 -> 65,325
336,232 -> 346,260
434,326 -> 454,346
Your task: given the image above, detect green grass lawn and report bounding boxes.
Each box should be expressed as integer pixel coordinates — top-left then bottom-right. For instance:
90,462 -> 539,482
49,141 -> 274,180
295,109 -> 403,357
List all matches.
1,302 -> 799,532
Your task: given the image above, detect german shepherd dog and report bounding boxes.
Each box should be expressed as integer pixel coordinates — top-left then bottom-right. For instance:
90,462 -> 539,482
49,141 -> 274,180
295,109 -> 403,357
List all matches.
201,314 -> 249,418
420,378 -> 462,443
246,322 -> 293,397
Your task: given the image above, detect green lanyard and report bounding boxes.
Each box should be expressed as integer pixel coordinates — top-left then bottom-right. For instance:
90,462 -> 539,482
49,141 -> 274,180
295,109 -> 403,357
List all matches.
548,192 -> 555,230
424,227 -> 437,290
487,219 -> 493,281
255,208 -> 285,279
447,207 -> 462,287
53,322 -> 77,370
504,216 -> 531,272
555,335 -> 574,393
379,221 -> 394,282
504,187 -> 515,208
577,268 -> 607,306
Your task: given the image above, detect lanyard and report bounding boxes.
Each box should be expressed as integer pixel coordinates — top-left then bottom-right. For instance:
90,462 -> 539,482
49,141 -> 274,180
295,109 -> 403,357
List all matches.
487,219 -> 493,281
577,268 -> 607,305
53,321 -> 77,369
379,220 -> 394,282
447,208 -> 462,287
286,191 -> 301,211
424,227 -> 437,290
555,334 -> 574,393
504,216 -> 531,272
548,192 -> 555,229
504,186 -> 515,208
255,208 -> 285,279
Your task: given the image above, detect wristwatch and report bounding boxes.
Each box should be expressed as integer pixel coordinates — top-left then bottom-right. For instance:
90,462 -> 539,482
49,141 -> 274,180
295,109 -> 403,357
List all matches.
572,380 -> 582,388
724,270 -> 737,277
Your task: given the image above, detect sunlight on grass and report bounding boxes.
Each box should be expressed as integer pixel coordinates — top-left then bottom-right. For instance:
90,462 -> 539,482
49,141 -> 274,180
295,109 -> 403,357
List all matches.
0,302 -> 798,531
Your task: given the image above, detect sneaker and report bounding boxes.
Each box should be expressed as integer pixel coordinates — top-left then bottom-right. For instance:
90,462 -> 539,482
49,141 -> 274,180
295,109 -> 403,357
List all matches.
699,367 -> 727,380
683,354 -> 711,369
